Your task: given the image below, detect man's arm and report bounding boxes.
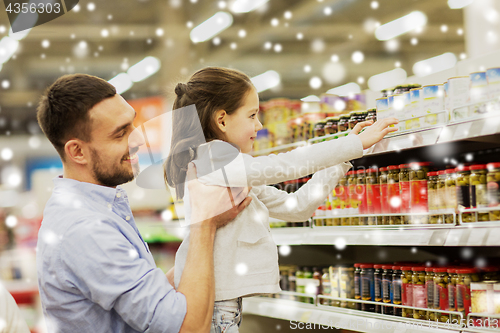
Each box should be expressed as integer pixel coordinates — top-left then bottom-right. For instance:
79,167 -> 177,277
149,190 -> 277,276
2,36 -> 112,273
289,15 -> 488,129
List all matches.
177,164 -> 251,333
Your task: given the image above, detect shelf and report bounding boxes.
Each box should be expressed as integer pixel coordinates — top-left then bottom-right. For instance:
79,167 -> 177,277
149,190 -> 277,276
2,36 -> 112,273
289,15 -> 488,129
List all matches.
252,112 -> 500,157
242,297 -> 459,333
270,223 -> 500,246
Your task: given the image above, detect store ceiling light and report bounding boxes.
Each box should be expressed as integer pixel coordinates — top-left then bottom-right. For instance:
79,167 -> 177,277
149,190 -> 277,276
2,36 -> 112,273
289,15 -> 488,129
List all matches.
326,82 -> 361,96
300,95 -> 320,102
448,0 -> 474,9
413,52 -> 457,77
375,11 -> 427,41
127,56 -> 161,82
109,73 -> 133,95
0,37 -> 19,64
368,68 -> 407,92
251,70 -> 280,93
190,12 -> 233,43
231,0 -> 269,13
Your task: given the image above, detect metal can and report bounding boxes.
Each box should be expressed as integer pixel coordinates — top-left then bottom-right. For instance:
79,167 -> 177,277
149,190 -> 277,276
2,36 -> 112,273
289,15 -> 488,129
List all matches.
448,76 -> 470,121
376,97 -> 388,122
410,88 -> 422,129
486,67 -> 500,99
487,162 -> 500,221
422,85 -> 444,114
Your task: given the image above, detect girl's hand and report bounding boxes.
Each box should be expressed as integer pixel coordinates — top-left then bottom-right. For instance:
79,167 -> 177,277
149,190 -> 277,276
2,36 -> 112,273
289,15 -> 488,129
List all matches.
348,117 -> 399,149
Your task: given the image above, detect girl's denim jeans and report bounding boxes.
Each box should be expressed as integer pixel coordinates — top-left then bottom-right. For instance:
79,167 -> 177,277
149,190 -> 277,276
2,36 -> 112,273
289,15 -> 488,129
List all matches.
210,297 -> 243,333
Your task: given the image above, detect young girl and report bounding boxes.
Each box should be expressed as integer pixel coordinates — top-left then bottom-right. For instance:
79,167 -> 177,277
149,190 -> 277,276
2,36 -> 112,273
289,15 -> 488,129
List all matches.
165,67 -> 397,332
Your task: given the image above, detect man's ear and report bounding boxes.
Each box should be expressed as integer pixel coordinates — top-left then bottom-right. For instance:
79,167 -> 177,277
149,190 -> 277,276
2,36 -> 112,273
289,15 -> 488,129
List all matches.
64,139 -> 88,165
215,110 -> 228,133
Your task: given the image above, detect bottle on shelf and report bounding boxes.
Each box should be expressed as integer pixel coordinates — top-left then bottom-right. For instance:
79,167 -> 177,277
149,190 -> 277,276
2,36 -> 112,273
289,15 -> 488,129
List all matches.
425,267 -> 435,320
382,265 -> 394,315
392,265 -> 403,317
374,264 -> 383,313
456,165 -> 473,223
412,267 -> 426,319
487,162 -> 500,221
360,264 -> 375,312
433,267 -> 450,323
470,164 -> 489,222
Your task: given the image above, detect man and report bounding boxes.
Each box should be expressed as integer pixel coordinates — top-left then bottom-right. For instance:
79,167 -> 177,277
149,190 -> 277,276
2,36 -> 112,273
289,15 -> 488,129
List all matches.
36,74 -> 251,333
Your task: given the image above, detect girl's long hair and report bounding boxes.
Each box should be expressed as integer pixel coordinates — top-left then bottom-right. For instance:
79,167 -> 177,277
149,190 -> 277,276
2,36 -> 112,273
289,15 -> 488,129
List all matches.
165,67 -> 254,199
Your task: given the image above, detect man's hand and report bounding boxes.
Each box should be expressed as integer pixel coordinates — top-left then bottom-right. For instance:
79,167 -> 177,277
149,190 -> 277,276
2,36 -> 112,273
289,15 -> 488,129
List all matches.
348,117 -> 399,149
186,163 -> 252,228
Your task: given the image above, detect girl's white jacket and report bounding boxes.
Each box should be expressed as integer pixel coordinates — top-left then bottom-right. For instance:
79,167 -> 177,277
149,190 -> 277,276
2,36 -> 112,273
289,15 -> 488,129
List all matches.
174,135 -> 364,301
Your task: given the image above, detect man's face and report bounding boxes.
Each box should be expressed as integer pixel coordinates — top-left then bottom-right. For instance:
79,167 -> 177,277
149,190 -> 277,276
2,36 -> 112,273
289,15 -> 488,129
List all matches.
86,94 -> 144,187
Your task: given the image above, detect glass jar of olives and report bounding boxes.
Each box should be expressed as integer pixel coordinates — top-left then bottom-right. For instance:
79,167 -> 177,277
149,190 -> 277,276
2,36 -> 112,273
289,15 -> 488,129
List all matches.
412,267 -> 426,320
480,266 -> 500,281
399,164 -> 411,214
357,170 -> 368,225
457,268 -> 480,317
437,171 -> 447,213
427,172 -> 440,224
354,263 -> 362,310
409,162 -> 432,215
388,165 -> 401,215
338,115 -> 350,133
349,111 -> 366,130
447,268 -> 459,323
348,171 -> 359,225
361,264 -> 375,312
382,265 -> 394,315
339,266 -> 355,309
433,267 -> 450,323
380,167 -> 390,225
487,162 -> 500,221
445,169 -> 457,224
324,117 -> 339,135
470,165 -> 489,222
425,267 -> 435,320
392,266 -> 403,317
401,266 -> 414,318
456,165 -> 473,223
313,120 -> 326,138
374,264 -> 383,313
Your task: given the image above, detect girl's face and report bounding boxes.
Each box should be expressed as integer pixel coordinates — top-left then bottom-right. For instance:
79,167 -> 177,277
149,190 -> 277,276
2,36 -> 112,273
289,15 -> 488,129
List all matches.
222,88 -> 263,154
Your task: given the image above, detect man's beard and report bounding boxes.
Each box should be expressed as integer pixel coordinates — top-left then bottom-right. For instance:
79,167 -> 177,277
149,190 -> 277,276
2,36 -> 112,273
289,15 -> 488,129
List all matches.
90,148 -> 139,187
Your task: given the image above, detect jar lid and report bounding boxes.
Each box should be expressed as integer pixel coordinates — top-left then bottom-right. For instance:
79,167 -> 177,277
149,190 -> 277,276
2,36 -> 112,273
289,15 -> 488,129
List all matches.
368,108 -> 376,112
349,111 -> 357,115
487,162 -> 500,170
340,114 -> 350,119
456,268 -> 478,274
410,162 -> 432,169
433,267 -> 449,273
392,265 -> 402,270
380,167 -> 388,172
445,169 -> 456,174
437,170 -> 446,175
456,165 -> 470,172
356,169 -> 366,174
427,171 -> 438,177
360,264 -> 374,269
425,267 -> 435,272
388,165 -> 400,170
374,264 -> 384,269
412,267 -> 425,271
399,164 -> 410,169
401,266 -> 414,271
366,168 -> 378,173
347,171 -> 355,176
447,268 -> 457,274
382,265 -> 394,270
470,164 -> 487,170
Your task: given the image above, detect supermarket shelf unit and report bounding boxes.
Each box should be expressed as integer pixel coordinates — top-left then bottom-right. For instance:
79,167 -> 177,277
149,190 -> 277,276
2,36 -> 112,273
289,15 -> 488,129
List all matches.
243,295 -> 462,333
247,110 -> 500,331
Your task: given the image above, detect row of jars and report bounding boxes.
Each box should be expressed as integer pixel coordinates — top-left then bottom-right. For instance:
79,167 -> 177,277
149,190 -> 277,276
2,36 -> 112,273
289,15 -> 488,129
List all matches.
315,162 -> 500,225
312,109 -> 377,139
278,263 -> 500,322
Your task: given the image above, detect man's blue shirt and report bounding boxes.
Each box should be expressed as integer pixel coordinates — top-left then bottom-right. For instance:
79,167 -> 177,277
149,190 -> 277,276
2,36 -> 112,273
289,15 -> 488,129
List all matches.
36,177 -> 186,333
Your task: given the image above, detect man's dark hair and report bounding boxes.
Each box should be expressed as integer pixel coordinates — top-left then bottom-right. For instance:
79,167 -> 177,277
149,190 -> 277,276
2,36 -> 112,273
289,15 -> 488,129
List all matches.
37,74 -> 116,161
